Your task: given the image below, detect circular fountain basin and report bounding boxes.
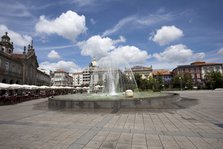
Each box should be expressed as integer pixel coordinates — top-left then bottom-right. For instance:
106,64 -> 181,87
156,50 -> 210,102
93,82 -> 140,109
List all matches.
48,92 -> 181,109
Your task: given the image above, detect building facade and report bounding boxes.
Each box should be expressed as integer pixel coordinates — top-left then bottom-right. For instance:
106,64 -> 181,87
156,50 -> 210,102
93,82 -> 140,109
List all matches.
0,32 -> 50,86
172,61 -> 223,87
125,66 -> 153,79
52,70 -> 73,86
152,69 -> 172,87
72,72 -> 83,87
82,58 -> 98,86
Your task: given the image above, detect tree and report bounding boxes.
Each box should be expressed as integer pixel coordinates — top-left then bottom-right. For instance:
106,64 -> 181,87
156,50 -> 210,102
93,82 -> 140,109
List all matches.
134,74 -> 142,89
172,75 -> 181,89
134,74 -> 155,91
205,71 -> 223,89
183,73 -> 193,89
172,73 -> 193,90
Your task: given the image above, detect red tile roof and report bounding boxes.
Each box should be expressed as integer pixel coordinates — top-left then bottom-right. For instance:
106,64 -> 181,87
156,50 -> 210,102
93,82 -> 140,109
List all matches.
153,69 -> 172,75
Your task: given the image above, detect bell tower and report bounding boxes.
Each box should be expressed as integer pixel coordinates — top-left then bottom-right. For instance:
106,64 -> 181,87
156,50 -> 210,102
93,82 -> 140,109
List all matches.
0,32 -> 14,54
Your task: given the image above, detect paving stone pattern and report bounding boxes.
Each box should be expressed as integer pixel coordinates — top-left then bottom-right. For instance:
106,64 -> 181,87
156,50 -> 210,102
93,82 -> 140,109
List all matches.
0,90 -> 223,148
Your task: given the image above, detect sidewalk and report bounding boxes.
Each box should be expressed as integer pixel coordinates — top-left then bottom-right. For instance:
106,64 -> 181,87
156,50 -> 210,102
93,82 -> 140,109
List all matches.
0,91 -> 222,149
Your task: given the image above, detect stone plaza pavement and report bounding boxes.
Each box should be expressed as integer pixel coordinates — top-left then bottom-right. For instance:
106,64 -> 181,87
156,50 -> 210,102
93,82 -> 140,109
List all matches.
0,90 -> 223,149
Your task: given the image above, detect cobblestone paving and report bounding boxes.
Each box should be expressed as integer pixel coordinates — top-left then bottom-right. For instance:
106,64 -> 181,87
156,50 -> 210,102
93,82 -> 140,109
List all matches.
0,90 -> 223,149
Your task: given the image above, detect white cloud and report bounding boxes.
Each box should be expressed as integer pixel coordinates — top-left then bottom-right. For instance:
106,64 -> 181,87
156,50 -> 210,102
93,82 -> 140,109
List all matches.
150,25 -> 183,45
102,13 -> 173,36
97,45 -> 150,69
0,1 -> 32,18
39,60 -> 81,73
35,10 -> 87,41
0,24 -> 32,48
193,52 -> 206,60
153,44 -> 205,64
37,44 -> 75,51
90,18 -> 96,25
78,35 -> 150,67
110,45 -> 150,64
48,50 -> 60,59
78,35 -> 116,59
102,16 -> 135,37
72,0 -> 97,7
113,36 -> 126,44
217,48 -> 223,56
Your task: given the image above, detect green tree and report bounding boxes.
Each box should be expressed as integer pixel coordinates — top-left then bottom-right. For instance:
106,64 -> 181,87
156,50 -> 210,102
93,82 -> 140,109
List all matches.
134,74 -> 142,89
183,73 -> 193,89
172,73 -> 193,90
205,71 -> 223,89
172,75 -> 181,89
134,74 -> 155,91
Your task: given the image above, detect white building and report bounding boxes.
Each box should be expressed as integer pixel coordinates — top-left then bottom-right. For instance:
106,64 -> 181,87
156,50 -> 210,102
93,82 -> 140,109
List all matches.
82,58 -> 98,86
125,66 -> 153,79
72,72 -> 83,87
52,70 -> 73,86
201,63 -> 223,79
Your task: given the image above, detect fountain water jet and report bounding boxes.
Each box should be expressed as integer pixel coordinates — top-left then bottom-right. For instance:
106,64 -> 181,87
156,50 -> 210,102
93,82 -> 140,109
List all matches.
89,56 -> 138,96
107,67 -> 116,95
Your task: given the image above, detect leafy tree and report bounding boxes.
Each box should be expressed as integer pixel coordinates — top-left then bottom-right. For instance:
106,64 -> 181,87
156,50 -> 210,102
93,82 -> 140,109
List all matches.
134,74 -> 155,91
172,73 -> 193,90
172,74 -> 182,89
183,73 -> 193,89
205,71 -> 223,89
134,74 -> 142,89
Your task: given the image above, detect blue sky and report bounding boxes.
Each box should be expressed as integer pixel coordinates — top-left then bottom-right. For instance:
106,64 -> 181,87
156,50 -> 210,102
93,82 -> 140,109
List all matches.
0,0 -> 223,73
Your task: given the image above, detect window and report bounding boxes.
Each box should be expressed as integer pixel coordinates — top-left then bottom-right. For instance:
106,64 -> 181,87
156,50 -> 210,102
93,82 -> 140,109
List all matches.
216,66 -> 220,72
5,62 -> 9,71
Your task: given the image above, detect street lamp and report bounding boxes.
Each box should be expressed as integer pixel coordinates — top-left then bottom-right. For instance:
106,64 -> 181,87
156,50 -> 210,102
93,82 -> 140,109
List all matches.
179,76 -> 182,91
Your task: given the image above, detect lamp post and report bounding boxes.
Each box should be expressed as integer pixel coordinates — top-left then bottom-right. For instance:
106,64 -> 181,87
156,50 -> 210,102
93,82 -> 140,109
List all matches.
179,76 -> 182,91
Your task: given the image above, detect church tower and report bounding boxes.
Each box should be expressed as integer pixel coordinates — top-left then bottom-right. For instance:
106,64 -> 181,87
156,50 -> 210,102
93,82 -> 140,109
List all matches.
0,32 -> 14,54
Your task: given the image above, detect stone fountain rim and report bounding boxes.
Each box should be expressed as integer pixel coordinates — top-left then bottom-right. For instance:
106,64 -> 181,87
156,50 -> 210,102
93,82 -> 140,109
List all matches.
49,92 -> 177,102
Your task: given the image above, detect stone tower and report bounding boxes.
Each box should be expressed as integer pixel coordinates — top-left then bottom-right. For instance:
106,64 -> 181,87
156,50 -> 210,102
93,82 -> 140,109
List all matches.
0,32 -> 14,54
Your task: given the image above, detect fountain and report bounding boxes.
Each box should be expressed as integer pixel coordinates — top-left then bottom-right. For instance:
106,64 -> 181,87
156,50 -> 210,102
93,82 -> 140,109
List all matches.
49,57 -> 181,109
88,56 -> 138,96
106,67 -> 116,95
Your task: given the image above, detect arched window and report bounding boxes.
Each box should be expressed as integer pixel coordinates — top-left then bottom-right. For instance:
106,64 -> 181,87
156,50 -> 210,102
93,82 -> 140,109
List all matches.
10,80 -> 13,84
2,79 -> 7,83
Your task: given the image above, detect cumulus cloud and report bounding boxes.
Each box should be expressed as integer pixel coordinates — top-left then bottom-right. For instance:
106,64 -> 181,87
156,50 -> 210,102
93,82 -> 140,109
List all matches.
153,44 -> 205,64
78,35 -> 126,59
110,46 -> 150,64
217,48 -> 223,56
39,60 -> 81,73
0,24 -> 32,47
48,50 -> 60,59
35,10 -> 87,41
150,25 -> 183,45
78,35 -> 149,67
